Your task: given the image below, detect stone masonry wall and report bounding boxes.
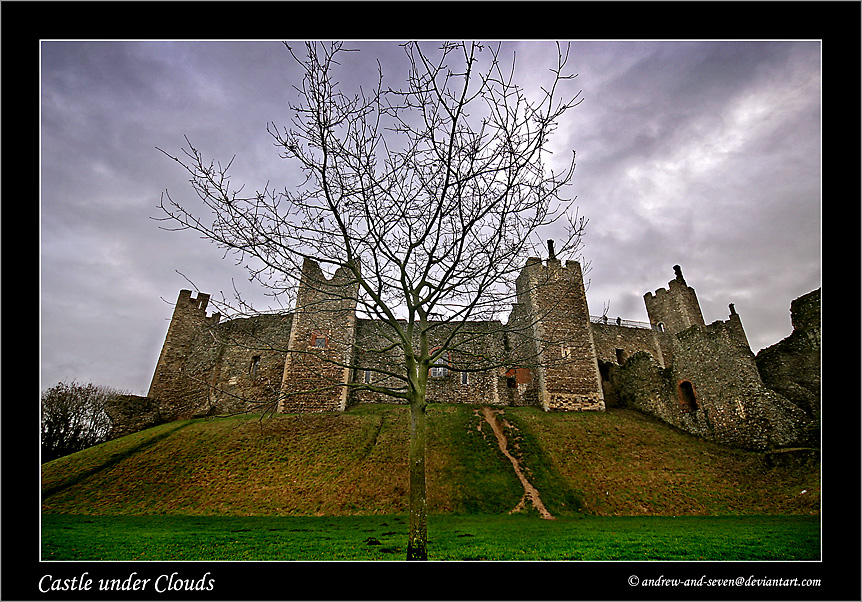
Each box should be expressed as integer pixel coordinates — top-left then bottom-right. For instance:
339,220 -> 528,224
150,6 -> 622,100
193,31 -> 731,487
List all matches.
615,315 -> 814,450
105,394 -> 167,439
755,288 -> 821,434
614,352 -> 676,420
591,322 -> 670,368
193,314 -> 293,415
668,319 -> 807,449
279,259 -> 358,413
516,257 -> 605,411
148,290 -> 221,421
350,319 -> 507,407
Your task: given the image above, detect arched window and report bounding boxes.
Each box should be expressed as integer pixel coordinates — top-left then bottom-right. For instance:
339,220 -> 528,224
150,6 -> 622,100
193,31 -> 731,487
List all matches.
678,380 -> 698,412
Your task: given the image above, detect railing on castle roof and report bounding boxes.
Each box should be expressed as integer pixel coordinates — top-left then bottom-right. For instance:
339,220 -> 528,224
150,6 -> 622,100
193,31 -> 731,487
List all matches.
590,315 -> 658,331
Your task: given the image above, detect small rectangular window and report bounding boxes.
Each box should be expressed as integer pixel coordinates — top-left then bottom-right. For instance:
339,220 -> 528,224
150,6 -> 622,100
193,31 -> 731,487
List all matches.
461,371 -> 469,385
250,355 -> 261,377
311,330 -> 328,349
364,370 -> 372,384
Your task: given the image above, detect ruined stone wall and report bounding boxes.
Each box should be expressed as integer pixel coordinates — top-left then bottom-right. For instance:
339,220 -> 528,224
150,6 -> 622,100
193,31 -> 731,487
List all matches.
105,395 -> 167,439
196,314 -> 293,415
614,352 -> 676,419
591,322 -> 670,368
668,319 -> 808,449
349,319 -> 507,407
615,315 -> 814,450
279,259 -> 358,413
756,288 -> 821,433
591,323 -> 670,408
147,290 -> 221,420
515,257 -> 604,411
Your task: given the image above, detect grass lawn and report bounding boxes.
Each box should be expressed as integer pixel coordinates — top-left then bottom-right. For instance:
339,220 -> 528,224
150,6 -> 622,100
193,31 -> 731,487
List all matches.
41,513 -> 820,561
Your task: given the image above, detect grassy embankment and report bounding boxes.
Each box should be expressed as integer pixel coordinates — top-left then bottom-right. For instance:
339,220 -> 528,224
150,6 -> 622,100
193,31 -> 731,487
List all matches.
41,403 -> 820,560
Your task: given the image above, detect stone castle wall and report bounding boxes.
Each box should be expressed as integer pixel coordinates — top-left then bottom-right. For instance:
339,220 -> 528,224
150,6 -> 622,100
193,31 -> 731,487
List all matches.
279,259 -> 358,414
197,314 -> 293,415
105,394 -> 167,439
137,256 -> 820,451
591,322 -> 671,368
755,288 -> 821,432
612,295 -> 819,450
514,257 -> 605,412
147,290 -> 221,421
350,319 -> 507,407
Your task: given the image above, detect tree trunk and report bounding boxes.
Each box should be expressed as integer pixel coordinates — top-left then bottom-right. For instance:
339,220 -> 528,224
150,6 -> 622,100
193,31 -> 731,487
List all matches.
406,395 -> 428,560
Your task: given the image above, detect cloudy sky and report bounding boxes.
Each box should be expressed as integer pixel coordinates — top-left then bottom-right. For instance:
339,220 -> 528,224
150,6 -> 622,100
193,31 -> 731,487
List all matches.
40,40 -> 822,396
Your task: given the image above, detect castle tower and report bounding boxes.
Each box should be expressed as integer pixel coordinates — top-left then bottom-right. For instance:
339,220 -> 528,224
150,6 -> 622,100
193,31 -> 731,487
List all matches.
643,265 -> 705,334
279,258 -> 359,413
513,242 -> 605,411
727,302 -> 751,349
148,289 -> 221,419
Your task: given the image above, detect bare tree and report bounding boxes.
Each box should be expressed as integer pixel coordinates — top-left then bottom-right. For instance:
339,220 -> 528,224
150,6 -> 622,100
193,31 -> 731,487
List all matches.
157,41 -> 584,560
41,381 -> 123,462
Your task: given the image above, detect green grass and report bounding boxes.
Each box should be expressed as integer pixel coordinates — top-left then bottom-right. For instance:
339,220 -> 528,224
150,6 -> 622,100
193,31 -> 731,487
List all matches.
42,404 -> 820,518
41,514 -> 820,561
427,404 -> 524,513
41,403 -> 820,561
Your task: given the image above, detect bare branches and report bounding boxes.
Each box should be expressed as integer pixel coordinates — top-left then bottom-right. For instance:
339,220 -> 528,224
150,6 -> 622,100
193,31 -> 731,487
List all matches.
157,41 -> 585,404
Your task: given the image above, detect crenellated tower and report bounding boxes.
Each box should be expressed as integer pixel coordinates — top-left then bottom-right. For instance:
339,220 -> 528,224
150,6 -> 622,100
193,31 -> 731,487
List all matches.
148,289 -> 221,419
512,241 -> 605,411
643,265 -> 705,334
126,249 -> 818,451
278,258 -> 359,413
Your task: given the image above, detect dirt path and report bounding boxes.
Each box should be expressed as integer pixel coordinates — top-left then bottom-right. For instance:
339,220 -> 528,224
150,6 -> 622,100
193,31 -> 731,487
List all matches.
480,406 -> 555,520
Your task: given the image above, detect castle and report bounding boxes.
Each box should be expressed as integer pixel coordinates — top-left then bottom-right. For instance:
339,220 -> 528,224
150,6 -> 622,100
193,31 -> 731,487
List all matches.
109,247 -> 820,452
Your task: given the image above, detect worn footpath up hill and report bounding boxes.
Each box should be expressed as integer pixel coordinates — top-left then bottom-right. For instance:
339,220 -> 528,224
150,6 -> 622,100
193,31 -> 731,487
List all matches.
41,404 -> 820,518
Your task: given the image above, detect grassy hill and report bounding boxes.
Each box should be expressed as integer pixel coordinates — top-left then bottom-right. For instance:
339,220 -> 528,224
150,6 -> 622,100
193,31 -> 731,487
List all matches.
41,403 -> 820,517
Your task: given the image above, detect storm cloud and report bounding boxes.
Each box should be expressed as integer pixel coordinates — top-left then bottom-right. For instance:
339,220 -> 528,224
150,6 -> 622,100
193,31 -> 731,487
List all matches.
40,40 -> 821,395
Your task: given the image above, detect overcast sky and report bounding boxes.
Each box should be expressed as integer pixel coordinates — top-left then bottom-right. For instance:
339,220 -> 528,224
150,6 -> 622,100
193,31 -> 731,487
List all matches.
40,40 -> 821,396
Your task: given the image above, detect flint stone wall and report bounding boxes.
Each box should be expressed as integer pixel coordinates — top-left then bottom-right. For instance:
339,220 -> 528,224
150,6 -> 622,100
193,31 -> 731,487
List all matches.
755,288 -> 821,428
105,394 -> 167,440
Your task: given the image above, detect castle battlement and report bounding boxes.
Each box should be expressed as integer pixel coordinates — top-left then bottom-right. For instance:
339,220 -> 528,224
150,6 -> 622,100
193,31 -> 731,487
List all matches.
176,289 -> 221,325
139,253 -> 818,451
643,266 -> 704,334
520,257 -> 584,281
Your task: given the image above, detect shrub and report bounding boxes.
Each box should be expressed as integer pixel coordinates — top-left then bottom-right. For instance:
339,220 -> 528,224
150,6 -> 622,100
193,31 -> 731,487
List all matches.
41,381 -> 126,462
